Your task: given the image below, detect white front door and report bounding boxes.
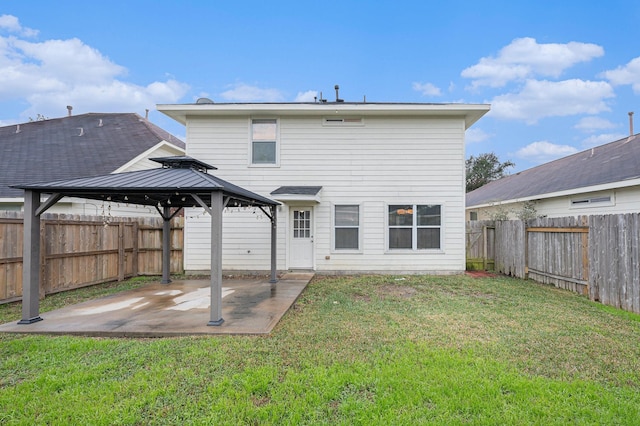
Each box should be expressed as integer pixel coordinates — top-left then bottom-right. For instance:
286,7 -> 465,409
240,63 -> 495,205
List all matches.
289,208 -> 314,269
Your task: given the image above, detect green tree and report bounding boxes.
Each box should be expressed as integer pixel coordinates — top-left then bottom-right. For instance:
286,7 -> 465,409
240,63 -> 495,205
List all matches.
466,152 -> 514,192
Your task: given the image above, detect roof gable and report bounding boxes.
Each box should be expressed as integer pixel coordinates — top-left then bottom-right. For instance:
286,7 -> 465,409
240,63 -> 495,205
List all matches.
467,134 -> 640,207
0,113 -> 185,199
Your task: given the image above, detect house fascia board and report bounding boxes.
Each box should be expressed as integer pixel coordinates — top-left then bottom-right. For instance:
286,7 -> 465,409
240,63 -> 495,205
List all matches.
467,177 -> 640,209
157,102 -> 490,129
112,140 -> 186,174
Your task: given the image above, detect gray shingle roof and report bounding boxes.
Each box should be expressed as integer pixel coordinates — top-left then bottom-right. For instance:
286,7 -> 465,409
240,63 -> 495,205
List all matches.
0,113 -> 185,199
466,134 -> 640,207
12,156 -> 278,208
270,186 -> 322,196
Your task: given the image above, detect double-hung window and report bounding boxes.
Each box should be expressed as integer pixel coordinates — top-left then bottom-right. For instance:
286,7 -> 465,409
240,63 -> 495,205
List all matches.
251,119 -> 277,165
334,205 -> 360,250
388,204 -> 441,250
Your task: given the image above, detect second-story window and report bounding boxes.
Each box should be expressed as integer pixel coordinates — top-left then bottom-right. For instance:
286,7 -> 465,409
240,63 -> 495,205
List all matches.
251,119 -> 277,165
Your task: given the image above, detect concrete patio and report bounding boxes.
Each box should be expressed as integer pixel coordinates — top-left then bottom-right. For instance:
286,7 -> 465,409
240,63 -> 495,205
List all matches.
0,273 -> 313,337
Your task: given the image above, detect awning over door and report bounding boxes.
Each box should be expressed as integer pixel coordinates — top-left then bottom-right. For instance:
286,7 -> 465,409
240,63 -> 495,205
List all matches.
270,186 -> 322,203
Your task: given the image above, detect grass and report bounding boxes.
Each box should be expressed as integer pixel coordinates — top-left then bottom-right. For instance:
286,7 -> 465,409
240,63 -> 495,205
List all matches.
1,274 -> 640,425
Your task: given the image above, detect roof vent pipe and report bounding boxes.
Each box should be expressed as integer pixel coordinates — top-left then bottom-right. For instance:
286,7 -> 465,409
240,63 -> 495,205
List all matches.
629,112 -> 634,136
15,124 -> 20,134
145,109 -> 149,119
67,105 -> 73,116
334,85 -> 344,102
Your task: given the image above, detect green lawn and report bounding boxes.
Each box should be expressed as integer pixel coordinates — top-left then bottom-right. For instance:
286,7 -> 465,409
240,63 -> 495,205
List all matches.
1,274 -> 639,425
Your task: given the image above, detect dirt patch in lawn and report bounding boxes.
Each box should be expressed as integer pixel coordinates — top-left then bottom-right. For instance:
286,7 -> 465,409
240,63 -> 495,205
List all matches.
376,285 -> 417,299
465,271 -> 497,278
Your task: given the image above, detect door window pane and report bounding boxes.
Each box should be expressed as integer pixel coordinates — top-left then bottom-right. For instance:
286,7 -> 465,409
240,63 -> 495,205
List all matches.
294,210 -> 310,239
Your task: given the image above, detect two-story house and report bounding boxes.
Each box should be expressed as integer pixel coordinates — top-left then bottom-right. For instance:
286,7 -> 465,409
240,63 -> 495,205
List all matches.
158,100 -> 489,274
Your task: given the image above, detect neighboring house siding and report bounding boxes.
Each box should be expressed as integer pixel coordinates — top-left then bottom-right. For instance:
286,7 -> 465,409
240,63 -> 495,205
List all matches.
115,142 -> 185,173
184,115 -> 466,273
468,186 -> 640,220
534,187 -> 640,218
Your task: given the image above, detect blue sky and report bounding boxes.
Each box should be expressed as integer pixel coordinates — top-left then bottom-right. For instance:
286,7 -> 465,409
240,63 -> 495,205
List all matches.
2,0 -> 640,172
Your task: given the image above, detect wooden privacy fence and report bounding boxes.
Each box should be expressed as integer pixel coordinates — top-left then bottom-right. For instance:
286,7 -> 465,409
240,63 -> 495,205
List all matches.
465,220 -> 495,271
471,214 -> 640,314
0,212 -> 183,304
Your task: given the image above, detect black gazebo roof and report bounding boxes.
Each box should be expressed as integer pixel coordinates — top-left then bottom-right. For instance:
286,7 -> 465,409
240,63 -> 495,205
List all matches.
11,156 -> 278,209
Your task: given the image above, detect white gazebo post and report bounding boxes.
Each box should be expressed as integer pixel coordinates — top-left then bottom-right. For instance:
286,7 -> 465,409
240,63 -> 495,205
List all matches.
19,190 -> 43,324
208,191 -> 224,326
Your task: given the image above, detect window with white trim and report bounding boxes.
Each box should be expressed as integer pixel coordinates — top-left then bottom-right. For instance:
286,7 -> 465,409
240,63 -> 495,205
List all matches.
251,119 -> 277,165
334,205 -> 360,250
388,204 -> 441,250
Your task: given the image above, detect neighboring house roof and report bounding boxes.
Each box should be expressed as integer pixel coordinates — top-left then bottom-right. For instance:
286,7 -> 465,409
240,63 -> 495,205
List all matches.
0,113 -> 185,199
467,134 -> 640,207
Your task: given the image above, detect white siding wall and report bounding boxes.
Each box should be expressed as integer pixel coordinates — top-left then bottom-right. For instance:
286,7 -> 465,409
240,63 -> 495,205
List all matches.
184,115 -> 466,274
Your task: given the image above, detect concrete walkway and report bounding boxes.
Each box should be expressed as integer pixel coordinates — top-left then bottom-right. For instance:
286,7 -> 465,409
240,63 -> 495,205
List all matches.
0,273 -> 313,337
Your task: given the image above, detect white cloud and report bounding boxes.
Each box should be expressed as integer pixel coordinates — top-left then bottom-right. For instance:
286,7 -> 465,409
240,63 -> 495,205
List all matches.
0,24 -> 189,121
23,79 -> 188,119
601,57 -> 640,93
295,90 -> 317,102
0,14 -> 38,37
220,83 -> 285,102
462,37 -> 604,89
514,141 -> 578,164
581,133 -> 627,148
490,79 -> 614,123
412,82 -> 442,97
574,116 -> 617,132
465,128 -> 491,144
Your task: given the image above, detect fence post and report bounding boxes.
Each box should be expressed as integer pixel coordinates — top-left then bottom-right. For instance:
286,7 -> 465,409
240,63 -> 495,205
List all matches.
482,225 -> 488,270
117,222 -> 125,282
132,221 -> 139,276
524,224 -> 529,280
